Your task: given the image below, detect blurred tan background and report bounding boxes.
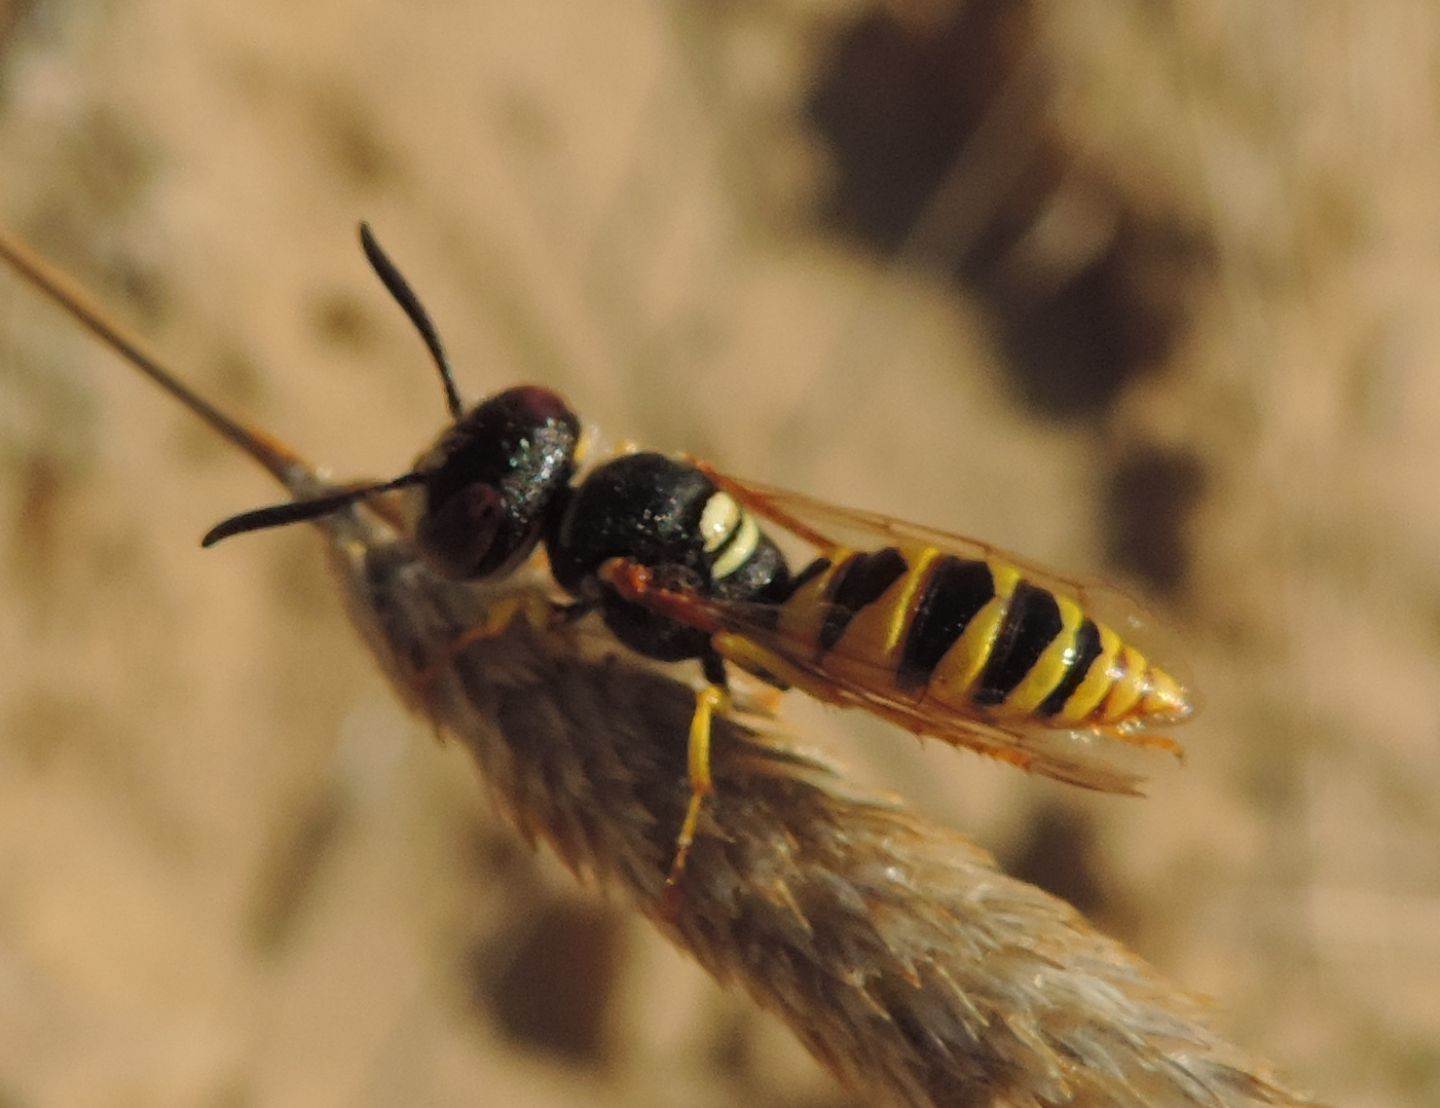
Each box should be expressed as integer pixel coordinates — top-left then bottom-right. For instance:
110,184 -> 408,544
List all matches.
2,2 -> 1437,1105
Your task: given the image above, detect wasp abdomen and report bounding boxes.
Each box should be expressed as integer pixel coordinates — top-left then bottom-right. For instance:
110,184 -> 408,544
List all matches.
785,544 -> 1189,731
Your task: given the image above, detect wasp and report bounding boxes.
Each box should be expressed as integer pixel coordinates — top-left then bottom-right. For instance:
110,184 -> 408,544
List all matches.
207,225 -> 1195,895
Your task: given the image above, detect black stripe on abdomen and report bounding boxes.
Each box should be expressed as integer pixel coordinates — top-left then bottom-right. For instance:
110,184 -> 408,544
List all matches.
817,547 -> 908,653
973,581 -> 1062,707
895,556 -> 995,692
1036,617 -> 1101,717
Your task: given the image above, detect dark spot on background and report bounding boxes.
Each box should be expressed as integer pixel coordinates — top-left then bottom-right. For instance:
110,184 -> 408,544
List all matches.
106,255 -> 168,326
18,106 -> 167,323
9,451 -> 67,589
807,3 -> 1030,255
707,1010 -> 751,1080
309,84 -> 397,186
1102,444 -> 1207,597
6,689 -> 101,771
466,822 -> 536,880
1003,802 -> 1136,937
467,900 -> 623,1064
310,289 -> 374,350
247,789 -> 346,955
806,5 -> 1211,421
210,345 -> 268,411
59,105 -> 158,217
706,1006 -> 867,1108
173,345 -> 266,464
497,89 -> 562,155
0,0 -> 42,72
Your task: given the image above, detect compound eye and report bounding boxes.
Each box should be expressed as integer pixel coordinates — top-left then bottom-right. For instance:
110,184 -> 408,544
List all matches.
416,482 -> 506,579
497,385 -> 580,438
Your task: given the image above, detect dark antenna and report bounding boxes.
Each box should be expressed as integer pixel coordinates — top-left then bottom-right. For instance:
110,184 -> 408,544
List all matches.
200,471 -> 426,547
201,223 -> 463,548
359,222 -> 464,421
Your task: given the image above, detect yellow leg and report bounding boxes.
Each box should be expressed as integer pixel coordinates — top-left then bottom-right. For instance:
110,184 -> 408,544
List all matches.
714,633 -> 843,707
1100,727 -> 1186,761
664,684 -> 729,901
418,593 -> 558,688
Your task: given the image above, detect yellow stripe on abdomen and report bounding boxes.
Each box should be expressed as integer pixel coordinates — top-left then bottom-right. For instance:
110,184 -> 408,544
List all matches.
776,551 -> 849,663
1098,644 -> 1149,724
999,591 -> 1086,715
826,546 -> 939,694
1052,621 -> 1123,725
927,560 -> 1021,710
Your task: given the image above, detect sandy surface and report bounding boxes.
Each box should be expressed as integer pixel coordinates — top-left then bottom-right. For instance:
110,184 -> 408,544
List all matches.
2,3 -> 1437,1105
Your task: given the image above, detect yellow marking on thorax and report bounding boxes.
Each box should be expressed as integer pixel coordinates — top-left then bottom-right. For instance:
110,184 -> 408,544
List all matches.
1000,591 -> 1085,716
827,546 -> 939,691
711,512 -> 760,580
1052,621 -> 1122,725
699,492 -> 741,552
929,560 -> 1021,708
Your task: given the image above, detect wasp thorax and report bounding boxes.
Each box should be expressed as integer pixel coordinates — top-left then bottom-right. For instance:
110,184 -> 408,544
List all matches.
413,385 -> 580,580
547,452 -> 791,661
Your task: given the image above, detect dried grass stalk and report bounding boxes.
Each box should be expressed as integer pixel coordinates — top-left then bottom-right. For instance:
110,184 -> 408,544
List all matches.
1,229 -> 1320,1108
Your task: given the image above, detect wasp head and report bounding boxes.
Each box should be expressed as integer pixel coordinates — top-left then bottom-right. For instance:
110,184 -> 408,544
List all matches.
412,385 -> 580,580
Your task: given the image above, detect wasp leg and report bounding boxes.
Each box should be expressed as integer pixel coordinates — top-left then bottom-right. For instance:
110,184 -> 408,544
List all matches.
663,653 -> 731,913
712,633 -> 837,705
728,681 -> 784,719
418,592 -> 565,688
1098,727 -> 1186,761
666,685 -> 727,891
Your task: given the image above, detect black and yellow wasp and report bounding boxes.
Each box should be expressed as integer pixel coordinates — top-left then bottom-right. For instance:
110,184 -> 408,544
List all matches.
207,225 -> 1196,895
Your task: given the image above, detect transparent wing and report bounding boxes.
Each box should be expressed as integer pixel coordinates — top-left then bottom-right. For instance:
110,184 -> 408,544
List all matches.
719,609 -> 1153,794
701,462 -> 1145,622
603,561 -> 1163,796
697,460 -> 1193,685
